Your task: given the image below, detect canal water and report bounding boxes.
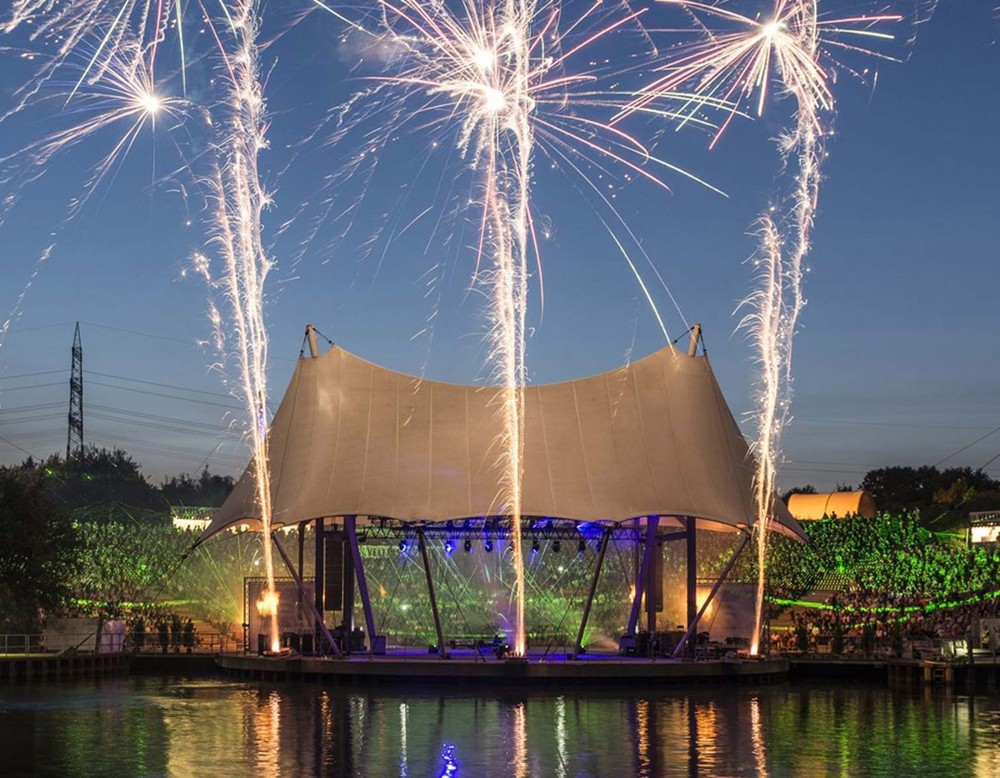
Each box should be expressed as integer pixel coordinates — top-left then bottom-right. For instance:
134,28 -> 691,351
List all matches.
1,676 -> 999,776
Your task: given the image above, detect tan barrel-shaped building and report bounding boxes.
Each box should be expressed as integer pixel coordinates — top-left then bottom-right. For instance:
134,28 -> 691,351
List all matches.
786,490 -> 877,521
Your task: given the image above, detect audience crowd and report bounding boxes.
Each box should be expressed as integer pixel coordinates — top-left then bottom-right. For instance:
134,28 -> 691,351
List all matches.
754,513 -> 1000,657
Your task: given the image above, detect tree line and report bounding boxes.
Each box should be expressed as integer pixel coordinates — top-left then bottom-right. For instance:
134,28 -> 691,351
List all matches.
1,447 -> 236,632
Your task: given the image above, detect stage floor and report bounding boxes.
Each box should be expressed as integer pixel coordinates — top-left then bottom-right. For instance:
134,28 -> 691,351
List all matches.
217,649 -> 788,685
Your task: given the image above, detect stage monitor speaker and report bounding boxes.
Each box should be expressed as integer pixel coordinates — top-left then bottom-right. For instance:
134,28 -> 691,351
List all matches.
325,537 -> 345,610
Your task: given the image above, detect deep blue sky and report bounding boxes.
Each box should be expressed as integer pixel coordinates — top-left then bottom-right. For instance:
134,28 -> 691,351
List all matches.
0,1 -> 997,492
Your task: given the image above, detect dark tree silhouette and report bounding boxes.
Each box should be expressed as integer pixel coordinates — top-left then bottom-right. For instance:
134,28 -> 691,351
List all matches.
0,467 -> 80,632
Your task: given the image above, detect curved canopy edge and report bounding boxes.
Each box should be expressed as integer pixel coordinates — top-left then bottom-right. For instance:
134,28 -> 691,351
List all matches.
201,340 -> 805,543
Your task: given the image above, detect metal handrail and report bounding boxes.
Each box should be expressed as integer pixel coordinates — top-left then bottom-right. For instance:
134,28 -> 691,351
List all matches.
0,631 -> 239,656
130,631 -> 238,654
0,634 -> 43,655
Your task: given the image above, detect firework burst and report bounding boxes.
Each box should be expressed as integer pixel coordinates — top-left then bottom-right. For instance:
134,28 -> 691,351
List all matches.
627,0 -> 909,145
2,0 -> 204,104
2,0 -> 282,651
318,0 -> 728,655
0,37 -> 184,220
636,0 -> 928,654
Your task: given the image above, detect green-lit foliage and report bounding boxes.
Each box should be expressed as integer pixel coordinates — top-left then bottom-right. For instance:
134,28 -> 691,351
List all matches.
72,522 -> 192,619
71,520 -> 262,631
0,467 -> 80,632
15,503 -> 1000,647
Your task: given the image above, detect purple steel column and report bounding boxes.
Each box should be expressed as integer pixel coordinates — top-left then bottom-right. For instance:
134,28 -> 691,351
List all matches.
626,515 -> 660,636
686,516 -> 697,657
345,515 -> 378,651
646,530 -> 659,636
672,533 -> 749,658
272,531 -> 340,655
417,528 -> 447,658
575,527 -> 612,654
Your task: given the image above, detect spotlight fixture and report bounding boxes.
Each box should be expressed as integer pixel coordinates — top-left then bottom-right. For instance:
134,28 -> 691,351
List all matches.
531,537 -> 540,553
399,539 -> 407,552
578,539 -> 586,554
444,539 -> 455,554
464,538 -> 472,553
553,540 -> 561,553
484,538 -> 494,553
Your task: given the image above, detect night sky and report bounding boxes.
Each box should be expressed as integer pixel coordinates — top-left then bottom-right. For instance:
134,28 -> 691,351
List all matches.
0,1 -> 997,491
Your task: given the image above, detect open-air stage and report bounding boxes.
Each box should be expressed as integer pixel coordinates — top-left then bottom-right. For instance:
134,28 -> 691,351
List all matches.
203,331 -> 808,692
217,651 -> 789,685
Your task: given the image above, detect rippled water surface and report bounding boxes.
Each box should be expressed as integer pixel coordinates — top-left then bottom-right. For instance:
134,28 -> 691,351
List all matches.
2,676 -> 1000,776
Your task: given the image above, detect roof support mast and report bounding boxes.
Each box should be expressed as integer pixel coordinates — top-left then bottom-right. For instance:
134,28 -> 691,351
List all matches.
306,323 -> 319,358
417,528 -> 448,658
625,515 -> 660,644
687,322 -> 702,357
574,526 -> 612,655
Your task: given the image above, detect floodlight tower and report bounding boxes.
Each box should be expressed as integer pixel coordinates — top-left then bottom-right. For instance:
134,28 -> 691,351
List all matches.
66,322 -> 83,460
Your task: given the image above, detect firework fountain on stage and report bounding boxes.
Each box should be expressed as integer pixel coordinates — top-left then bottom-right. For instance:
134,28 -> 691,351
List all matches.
1,0 -> 283,652
202,0 -> 282,654
631,0 -> 929,653
316,0 -> 748,655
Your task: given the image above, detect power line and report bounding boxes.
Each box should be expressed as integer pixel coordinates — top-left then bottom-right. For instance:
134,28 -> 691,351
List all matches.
0,413 -> 65,425
80,321 -> 203,347
795,418 -> 1000,432
83,436 -> 245,469
0,433 -> 38,459
933,425 -> 1000,468
88,370 -> 238,400
88,412 -> 240,439
88,403 -> 240,432
79,321 -> 297,363
0,402 -> 66,415
87,378 -> 279,415
87,380 -> 243,410
0,381 -> 67,392
0,369 -> 66,381
85,429 -> 246,463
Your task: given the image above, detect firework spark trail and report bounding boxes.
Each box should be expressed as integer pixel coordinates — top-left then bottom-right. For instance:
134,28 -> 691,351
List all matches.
203,0 -> 281,654
633,0 -> 919,654
319,0 -> 730,655
0,244 -> 55,356
0,37 -> 180,361
0,39 -> 182,223
747,0 -> 828,658
409,0 -> 538,656
3,1 -> 278,648
0,0 -> 218,107
741,212 -> 785,656
2,1 -> 165,120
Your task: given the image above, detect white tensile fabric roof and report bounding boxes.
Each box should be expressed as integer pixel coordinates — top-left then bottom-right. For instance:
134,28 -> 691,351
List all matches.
201,341 -> 804,542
